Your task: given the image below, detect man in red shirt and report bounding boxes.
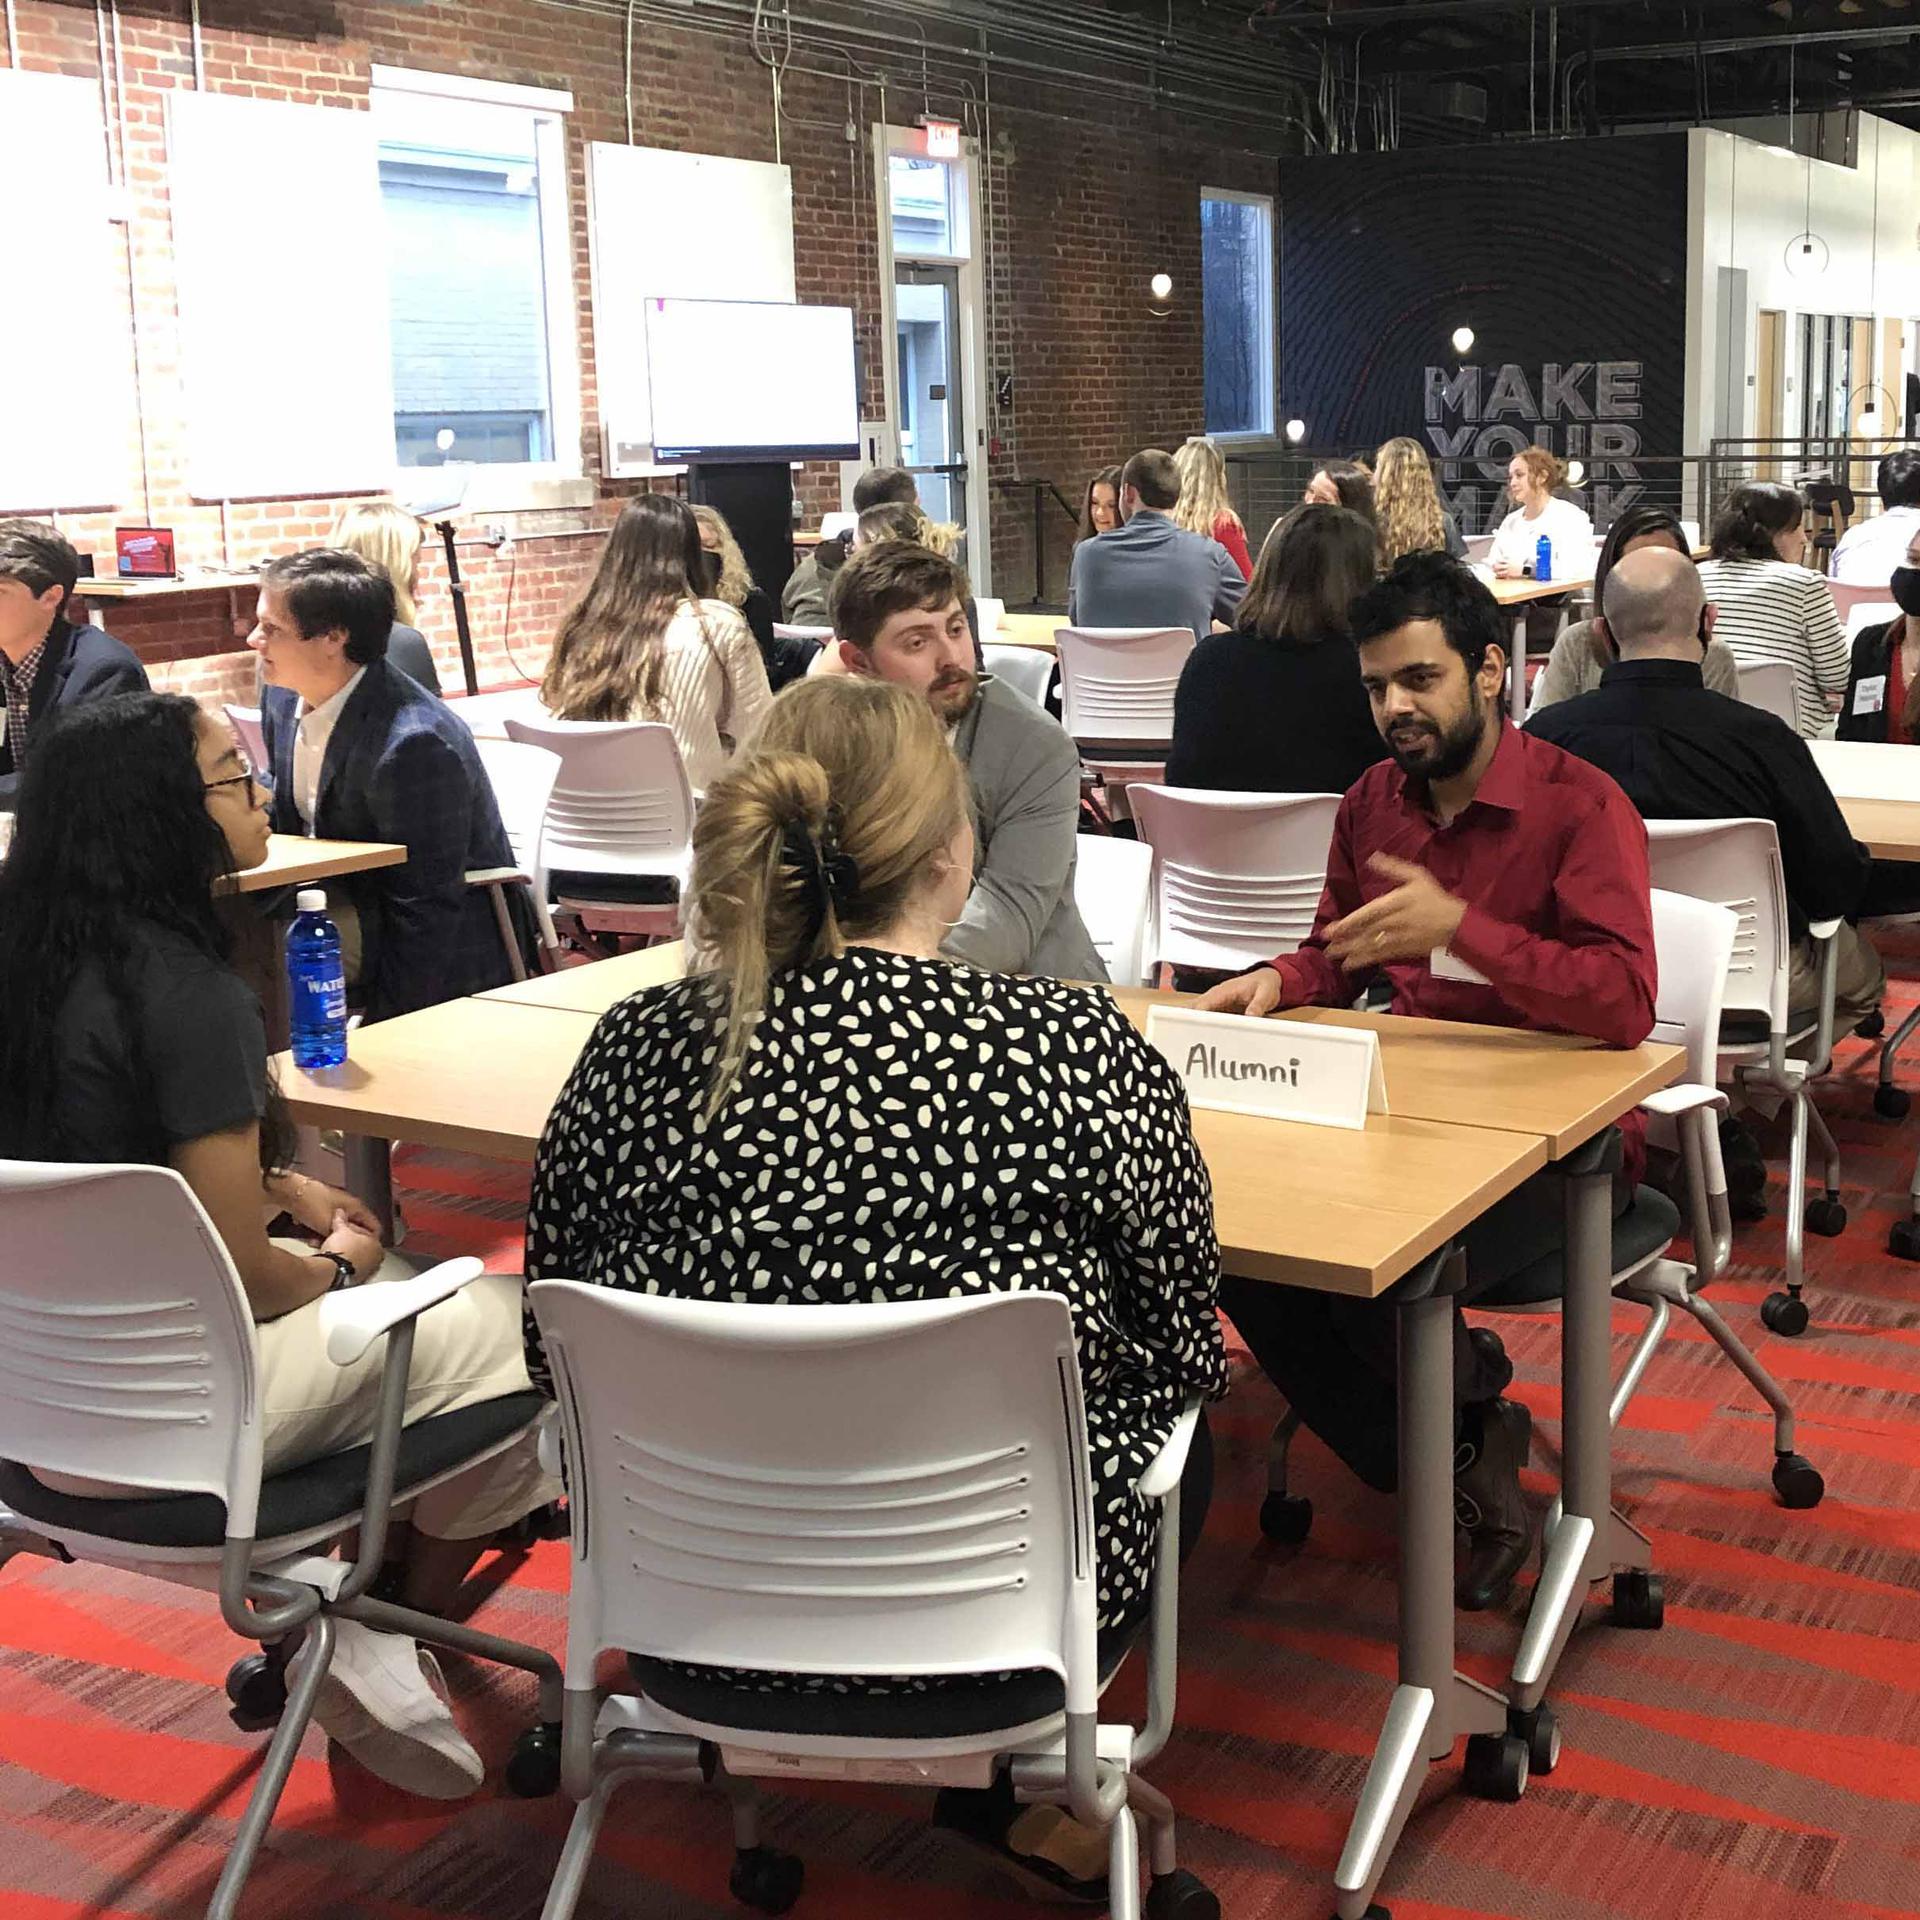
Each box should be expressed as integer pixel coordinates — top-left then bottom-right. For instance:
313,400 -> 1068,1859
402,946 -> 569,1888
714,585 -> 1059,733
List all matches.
1200,551 -> 1657,1609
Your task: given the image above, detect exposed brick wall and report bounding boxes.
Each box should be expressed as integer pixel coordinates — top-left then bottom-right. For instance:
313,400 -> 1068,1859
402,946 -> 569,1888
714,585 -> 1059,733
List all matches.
10,0 -> 1274,706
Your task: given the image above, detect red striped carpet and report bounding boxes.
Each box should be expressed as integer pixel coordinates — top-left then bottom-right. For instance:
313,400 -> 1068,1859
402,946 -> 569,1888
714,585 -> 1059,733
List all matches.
5,1036 -> 1920,1917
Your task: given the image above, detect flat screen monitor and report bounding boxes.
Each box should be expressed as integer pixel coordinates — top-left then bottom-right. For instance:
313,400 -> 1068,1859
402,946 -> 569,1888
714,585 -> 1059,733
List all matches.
645,298 -> 859,464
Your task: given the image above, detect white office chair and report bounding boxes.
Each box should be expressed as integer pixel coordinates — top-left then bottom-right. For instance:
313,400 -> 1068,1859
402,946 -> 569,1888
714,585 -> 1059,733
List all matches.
1054,626 -> 1196,817
974,595 -> 1006,640
1072,833 -> 1153,986
526,1283 -> 1215,1920
223,702 -> 267,775
983,641 -> 1056,708
1844,600 -> 1899,644
0,1161 -> 564,1920
1463,533 -> 1497,565
1736,659 -> 1800,729
504,718 -> 694,942
1643,817 -> 1845,1335
773,622 -> 834,643
1127,786 -> 1340,976
1828,578 -> 1894,629
1261,892 -> 1826,1614
448,684 -> 549,741
470,736 -> 563,974
819,511 -> 857,541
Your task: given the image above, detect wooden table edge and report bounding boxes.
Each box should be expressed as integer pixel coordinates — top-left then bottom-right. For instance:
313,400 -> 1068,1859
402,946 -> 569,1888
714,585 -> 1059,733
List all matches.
229,841 -> 409,893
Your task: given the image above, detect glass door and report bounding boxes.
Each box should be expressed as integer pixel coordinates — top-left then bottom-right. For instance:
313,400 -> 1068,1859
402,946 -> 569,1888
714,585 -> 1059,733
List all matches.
894,262 -> 966,535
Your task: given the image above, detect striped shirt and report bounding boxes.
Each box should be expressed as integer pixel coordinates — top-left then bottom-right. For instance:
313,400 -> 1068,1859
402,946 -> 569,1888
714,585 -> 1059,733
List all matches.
621,599 -> 773,793
1697,556 -> 1848,737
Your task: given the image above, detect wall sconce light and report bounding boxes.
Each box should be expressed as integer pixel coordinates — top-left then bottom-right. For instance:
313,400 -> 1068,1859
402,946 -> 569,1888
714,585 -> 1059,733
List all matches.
1149,272 -> 1173,301
1451,325 -> 1476,355
1285,418 -> 1307,444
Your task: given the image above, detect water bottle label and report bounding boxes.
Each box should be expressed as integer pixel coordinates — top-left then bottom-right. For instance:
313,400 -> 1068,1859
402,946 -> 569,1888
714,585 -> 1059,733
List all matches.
294,970 -> 347,1024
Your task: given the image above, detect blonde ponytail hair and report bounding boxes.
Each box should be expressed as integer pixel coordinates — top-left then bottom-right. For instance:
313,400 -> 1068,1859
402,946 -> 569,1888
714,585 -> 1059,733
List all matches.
330,501 -> 424,628
690,676 -> 969,1119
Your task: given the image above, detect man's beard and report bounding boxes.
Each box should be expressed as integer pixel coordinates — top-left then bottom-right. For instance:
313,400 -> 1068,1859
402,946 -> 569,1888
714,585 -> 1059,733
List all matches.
928,669 -> 980,723
1383,687 -> 1487,782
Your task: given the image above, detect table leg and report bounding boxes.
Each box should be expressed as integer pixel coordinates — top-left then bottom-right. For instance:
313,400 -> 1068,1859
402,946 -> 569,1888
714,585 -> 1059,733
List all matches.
344,1134 -> 396,1244
1333,1252 -> 1507,1920
1508,611 -> 1528,722
1509,1145 -> 1652,1710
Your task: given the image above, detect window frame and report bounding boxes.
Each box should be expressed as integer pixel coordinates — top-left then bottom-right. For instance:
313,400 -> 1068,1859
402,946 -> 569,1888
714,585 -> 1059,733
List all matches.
1199,185 -> 1276,444
369,66 -> 585,503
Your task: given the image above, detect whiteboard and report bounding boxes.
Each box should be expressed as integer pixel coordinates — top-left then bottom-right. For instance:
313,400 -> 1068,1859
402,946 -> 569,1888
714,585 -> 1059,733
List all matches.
587,143 -> 794,473
168,92 -> 395,500
0,72 -> 132,511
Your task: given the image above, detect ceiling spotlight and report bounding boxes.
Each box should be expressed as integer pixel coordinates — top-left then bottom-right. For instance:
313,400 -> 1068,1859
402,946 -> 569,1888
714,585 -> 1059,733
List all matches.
1451,325 -> 1475,355
1285,418 -> 1307,444
1149,271 -> 1173,302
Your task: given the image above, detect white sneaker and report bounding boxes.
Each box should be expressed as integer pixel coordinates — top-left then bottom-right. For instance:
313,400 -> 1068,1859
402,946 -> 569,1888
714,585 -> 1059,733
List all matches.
299,1616 -> 485,1800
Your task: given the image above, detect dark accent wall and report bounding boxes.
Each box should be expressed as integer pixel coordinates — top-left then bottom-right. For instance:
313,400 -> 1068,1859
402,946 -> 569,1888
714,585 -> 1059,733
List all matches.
1277,134 -> 1689,532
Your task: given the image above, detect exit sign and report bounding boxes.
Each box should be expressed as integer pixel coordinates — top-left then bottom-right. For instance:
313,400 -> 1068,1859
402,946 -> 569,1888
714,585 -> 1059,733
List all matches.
924,120 -> 961,158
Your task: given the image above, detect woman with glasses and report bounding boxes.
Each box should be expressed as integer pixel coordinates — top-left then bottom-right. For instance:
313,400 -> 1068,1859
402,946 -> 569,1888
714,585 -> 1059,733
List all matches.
0,691 -> 553,1802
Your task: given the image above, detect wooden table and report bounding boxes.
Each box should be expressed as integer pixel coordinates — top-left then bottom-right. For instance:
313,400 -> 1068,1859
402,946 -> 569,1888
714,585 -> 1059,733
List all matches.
992,610 -> 1064,650
480,941 -> 688,1014
1809,737 -> 1920,802
74,570 -> 257,602
226,835 -> 407,895
1836,795 -> 1920,860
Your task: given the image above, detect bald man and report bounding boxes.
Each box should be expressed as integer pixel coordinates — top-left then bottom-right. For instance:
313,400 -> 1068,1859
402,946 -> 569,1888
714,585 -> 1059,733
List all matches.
1528,544 -> 1882,1034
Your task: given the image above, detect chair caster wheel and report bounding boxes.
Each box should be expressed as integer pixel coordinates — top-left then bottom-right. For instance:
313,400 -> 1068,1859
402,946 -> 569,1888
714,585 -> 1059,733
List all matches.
1259,1492 -> 1313,1545
1874,1082 -> 1910,1120
1857,1008 -> 1886,1040
1804,1196 -> 1847,1238
504,1721 -> 562,1797
1773,1451 -> 1825,1509
1890,1218 -> 1920,1262
1611,1570 -> 1665,1631
1462,1730 -> 1530,1802
1509,1703 -> 1560,1776
729,1846 -> 804,1915
1760,1290 -> 1810,1336
1145,1867 -> 1221,1919
224,1653 -> 288,1722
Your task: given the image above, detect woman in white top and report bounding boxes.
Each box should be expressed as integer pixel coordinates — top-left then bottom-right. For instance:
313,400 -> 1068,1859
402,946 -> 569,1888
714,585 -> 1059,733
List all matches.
543,495 -> 772,790
1697,481 -> 1849,738
1488,447 -> 1593,580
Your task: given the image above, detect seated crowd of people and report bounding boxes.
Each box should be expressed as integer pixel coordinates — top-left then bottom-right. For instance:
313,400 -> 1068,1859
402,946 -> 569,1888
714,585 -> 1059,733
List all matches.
0,432 -> 1907,1899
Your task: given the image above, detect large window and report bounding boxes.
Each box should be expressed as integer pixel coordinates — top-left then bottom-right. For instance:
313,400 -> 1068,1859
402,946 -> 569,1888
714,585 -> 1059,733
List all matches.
371,72 -> 578,473
1201,189 -> 1274,439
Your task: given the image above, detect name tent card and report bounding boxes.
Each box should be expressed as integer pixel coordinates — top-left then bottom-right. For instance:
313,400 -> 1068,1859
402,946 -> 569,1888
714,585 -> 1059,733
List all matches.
1145,1007 -> 1389,1131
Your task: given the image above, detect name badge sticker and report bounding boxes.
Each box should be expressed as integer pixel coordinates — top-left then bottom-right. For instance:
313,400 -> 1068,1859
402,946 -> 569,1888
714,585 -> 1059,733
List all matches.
1145,1006 -> 1388,1131
1854,675 -> 1887,716
1430,944 -> 1492,986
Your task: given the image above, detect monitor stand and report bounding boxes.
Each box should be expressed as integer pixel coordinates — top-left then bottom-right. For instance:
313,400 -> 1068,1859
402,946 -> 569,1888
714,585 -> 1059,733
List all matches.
687,463 -> 795,604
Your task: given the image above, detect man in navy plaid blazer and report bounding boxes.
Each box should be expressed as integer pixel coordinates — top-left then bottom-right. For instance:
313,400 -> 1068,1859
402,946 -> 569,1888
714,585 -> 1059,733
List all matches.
251,548 -> 524,1021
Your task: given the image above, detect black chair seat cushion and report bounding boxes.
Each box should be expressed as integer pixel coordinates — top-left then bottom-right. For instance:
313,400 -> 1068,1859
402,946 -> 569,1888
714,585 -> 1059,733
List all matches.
629,1613 -> 1145,1741
1476,1185 -> 1681,1310
0,1390 -> 546,1551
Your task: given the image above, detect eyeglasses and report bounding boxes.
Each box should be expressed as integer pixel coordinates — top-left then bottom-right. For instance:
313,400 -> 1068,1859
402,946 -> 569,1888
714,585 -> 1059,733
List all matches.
204,764 -> 260,795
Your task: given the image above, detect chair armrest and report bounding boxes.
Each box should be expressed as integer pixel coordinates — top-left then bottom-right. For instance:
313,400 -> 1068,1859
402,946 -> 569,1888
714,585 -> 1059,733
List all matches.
1135,1397 -> 1202,1500
1639,1082 -> 1728,1120
1806,918 -> 1842,941
319,1256 -> 486,1365
464,865 -> 530,889
537,1418 -> 563,1478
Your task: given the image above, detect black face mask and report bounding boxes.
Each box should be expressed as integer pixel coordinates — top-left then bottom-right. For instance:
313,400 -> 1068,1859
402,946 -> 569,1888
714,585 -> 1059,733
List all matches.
1892,567 -> 1920,618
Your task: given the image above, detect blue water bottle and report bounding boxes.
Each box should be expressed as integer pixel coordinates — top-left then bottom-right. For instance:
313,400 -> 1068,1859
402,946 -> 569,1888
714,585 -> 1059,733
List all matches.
1534,533 -> 1553,583
287,888 -> 348,1069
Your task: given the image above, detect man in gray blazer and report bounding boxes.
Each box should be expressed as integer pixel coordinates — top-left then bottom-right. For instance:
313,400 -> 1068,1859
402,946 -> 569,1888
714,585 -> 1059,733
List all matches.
831,541 -> 1105,982
1067,446 -> 1245,638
